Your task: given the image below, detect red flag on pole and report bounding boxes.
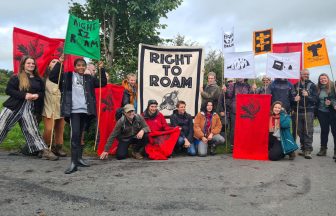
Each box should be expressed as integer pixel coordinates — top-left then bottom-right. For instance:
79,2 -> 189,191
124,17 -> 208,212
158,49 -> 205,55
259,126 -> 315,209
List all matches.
233,94 -> 271,160
145,127 -> 180,160
272,42 -> 302,84
95,84 -> 125,156
13,27 -> 79,75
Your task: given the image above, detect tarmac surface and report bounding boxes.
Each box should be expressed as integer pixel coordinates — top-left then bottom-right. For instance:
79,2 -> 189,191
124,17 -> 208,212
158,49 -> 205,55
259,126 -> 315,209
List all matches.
0,130 -> 335,216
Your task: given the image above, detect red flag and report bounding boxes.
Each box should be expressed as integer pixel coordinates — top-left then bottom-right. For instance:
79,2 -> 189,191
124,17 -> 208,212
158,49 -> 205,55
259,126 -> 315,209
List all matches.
272,43 -> 302,84
13,27 -> 79,75
145,127 -> 180,160
233,94 -> 271,160
95,84 -> 125,155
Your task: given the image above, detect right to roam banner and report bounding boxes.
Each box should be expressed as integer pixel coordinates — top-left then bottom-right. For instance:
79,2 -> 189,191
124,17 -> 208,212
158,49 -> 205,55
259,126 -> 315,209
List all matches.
138,44 -> 204,117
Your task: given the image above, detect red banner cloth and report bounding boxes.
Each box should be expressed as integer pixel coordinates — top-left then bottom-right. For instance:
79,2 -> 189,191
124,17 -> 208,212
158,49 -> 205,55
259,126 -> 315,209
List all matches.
145,127 -> 180,160
272,43 -> 302,84
233,94 -> 271,160
13,27 -> 78,75
95,84 -> 125,155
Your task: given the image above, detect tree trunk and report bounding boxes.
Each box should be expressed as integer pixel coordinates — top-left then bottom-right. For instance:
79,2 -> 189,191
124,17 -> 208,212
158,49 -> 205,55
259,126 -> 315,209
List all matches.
106,13 -> 116,68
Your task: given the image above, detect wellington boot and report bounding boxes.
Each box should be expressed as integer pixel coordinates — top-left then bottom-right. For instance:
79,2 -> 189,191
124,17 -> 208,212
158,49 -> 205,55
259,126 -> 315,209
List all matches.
333,150 -> 336,160
316,147 -> 327,156
64,162 -> 78,174
78,145 -> 90,167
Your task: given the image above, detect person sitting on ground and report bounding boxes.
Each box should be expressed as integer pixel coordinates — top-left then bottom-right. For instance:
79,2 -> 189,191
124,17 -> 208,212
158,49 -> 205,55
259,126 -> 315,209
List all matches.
193,100 -> 225,156
100,104 -> 150,160
268,101 -> 298,161
169,100 -> 193,155
142,99 -> 172,132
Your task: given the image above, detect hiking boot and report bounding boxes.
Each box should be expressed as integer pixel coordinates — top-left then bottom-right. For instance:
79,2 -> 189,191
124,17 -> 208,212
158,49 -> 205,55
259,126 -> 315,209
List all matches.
304,151 -> 312,159
298,151 -> 305,157
41,149 -> 59,161
51,144 -> 67,157
288,151 -> 296,160
132,152 -> 143,160
316,147 -> 327,156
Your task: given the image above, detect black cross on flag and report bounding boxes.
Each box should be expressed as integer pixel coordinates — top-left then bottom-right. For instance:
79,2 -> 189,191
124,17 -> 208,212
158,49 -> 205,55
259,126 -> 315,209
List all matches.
253,28 -> 273,55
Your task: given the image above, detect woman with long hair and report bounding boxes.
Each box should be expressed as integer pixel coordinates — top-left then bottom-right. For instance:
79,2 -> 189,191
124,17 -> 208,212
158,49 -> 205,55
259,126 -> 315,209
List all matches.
193,100 -> 225,156
268,101 -> 298,161
316,73 -> 336,159
42,59 -> 66,157
0,56 -> 58,160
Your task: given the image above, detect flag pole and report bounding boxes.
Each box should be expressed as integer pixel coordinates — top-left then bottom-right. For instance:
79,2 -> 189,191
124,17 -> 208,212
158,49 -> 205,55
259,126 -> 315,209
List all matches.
94,63 -> 102,151
295,81 -> 300,141
221,28 -> 228,153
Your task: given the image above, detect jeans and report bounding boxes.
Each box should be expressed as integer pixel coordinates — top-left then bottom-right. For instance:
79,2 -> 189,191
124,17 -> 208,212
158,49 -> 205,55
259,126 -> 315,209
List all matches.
317,110 -> 336,150
188,134 -> 225,156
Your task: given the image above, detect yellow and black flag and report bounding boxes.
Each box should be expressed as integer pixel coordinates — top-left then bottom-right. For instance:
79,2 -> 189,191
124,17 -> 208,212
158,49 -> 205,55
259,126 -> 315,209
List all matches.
304,39 -> 330,68
253,28 -> 272,55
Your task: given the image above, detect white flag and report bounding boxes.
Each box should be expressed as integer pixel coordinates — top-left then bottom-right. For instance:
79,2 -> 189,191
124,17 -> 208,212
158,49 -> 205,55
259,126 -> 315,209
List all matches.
223,27 -> 234,53
266,52 -> 300,79
224,51 -> 255,78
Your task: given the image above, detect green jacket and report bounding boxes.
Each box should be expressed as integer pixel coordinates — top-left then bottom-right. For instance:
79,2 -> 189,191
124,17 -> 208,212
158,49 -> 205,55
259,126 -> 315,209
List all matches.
280,111 -> 298,154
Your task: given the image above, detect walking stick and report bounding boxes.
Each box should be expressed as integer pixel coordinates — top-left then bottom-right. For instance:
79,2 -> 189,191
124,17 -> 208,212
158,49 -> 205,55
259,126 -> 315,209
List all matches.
303,94 -> 308,136
49,62 -> 63,151
94,65 -> 102,151
295,82 -> 300,141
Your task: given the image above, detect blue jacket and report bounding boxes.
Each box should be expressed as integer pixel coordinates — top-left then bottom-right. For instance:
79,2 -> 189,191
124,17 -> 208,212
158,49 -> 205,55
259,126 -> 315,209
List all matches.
280,111 -> 298,154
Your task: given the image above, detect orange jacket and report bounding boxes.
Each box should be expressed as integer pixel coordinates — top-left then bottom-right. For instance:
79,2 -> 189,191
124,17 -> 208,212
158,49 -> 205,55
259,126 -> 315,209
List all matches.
193,112 -> 222,140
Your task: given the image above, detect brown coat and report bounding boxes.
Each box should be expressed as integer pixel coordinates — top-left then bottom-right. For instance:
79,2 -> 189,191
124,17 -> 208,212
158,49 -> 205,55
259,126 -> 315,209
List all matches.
193,112 -> 222,140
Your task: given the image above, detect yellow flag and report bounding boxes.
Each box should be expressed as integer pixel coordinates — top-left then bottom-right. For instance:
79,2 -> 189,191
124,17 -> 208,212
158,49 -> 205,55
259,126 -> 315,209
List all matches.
253,28 -> 272,55
304,39 -> 330,68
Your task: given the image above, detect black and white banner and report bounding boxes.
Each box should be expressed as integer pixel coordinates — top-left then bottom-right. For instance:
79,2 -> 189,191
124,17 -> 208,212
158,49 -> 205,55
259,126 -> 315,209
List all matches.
223,27 -> 234,53
138,44 -> 204,117
266,52 -> 300,79
224,51 -> 255,78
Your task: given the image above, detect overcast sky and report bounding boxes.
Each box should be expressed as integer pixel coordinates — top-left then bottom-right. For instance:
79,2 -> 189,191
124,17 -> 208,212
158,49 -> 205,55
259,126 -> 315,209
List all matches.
1,0 -> 336,82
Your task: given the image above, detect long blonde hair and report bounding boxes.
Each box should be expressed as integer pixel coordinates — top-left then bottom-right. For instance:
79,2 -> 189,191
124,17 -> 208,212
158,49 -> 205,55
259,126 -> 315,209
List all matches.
317,73 -> 331,94
18,56 -> 40,91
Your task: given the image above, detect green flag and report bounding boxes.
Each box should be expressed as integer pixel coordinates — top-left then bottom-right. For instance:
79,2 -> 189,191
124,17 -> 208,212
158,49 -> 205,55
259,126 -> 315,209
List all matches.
64,14 -> 101,60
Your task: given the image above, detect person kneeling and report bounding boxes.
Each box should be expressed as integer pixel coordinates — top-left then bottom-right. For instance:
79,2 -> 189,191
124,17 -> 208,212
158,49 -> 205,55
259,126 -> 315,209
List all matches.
269,101 -> 298,161
100,104 -> 150,160
193,100 -> 225,156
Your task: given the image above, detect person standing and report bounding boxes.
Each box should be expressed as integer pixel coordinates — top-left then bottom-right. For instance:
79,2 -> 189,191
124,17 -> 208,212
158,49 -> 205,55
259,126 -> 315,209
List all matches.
200,72 -> 221,111
292,69 -> 318,159
316,73 -> 336,159
122,73 -> 138,111
42,59 -> 66,157
0,56 -> 57,160
270,78 -> 296,113
49,57 -> 107,174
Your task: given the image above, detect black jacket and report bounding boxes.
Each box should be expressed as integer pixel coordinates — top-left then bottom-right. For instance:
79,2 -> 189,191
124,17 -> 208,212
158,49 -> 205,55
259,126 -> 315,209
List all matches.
270,79 -> 296,113
169,110 -> 194,143
49,62 -> 107,118
3,74 -> 44,114
292,80 -> 318,113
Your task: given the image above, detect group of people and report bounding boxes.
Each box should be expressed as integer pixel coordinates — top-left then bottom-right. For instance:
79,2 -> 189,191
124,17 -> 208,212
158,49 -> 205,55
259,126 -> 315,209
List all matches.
0,55 -> 335,175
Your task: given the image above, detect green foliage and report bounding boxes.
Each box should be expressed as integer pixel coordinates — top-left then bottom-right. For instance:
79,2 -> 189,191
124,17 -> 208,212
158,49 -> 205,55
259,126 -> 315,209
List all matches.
204,49 -> 224,86
69,0 -> 183,84
0,69 -> 12,95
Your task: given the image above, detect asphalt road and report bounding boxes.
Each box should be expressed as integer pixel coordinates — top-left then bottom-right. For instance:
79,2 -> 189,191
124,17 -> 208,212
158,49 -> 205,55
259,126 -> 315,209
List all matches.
0,131 -> 335,216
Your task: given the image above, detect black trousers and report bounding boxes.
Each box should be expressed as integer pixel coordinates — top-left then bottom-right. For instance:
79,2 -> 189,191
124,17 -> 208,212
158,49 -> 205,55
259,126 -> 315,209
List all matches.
317,110 -> 336,150
70,113 -> 88,163
116,133 -> 149,160
268,133 -> 285,161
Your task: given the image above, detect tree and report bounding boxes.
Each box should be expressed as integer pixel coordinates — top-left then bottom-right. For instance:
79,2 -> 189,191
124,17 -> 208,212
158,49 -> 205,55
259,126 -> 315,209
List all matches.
0,69 -> 12,94
204,49 -> 224,86
69,0 -> 183,83
164,33 -> 199,46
